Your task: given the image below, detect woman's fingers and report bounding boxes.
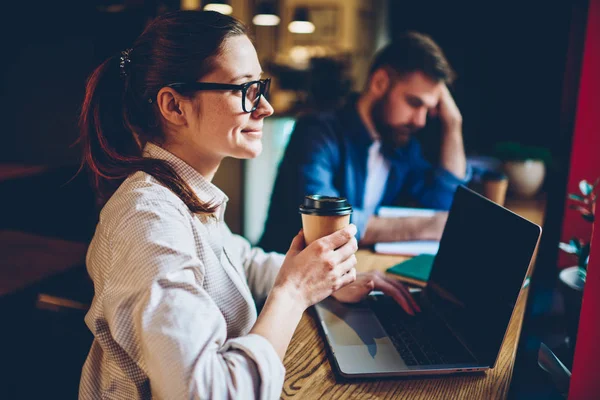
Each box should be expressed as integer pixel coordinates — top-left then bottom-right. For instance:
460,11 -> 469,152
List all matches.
336,267 -> 357,290
317,224 -> 357,251
332,236 -> 358,264
371,274 -> 418,315
335,253 -> 358,276
381,274 -> 422,312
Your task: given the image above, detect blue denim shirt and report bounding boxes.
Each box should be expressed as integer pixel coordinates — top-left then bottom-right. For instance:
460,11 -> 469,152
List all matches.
259,98 -> 471,254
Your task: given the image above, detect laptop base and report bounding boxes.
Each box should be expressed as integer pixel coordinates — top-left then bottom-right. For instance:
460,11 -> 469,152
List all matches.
314,297 -> 488,379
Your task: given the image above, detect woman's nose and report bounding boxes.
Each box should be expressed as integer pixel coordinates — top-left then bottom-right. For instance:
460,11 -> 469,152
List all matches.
252,96 -> 274,118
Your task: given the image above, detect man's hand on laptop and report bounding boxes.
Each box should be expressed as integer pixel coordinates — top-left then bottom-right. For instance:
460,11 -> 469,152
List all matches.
330,270 -> 421,316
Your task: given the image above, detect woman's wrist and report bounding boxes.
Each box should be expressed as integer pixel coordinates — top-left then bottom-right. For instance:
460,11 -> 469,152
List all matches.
268,283 -> 309,314
252,284 -> 307,360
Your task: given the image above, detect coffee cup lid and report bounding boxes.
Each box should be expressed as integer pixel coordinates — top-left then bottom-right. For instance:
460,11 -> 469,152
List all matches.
482,169 -> 508,181
299,195 -> 353,216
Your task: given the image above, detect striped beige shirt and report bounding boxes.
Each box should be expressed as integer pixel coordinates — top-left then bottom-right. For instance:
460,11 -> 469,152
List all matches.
79,143 -> 286,399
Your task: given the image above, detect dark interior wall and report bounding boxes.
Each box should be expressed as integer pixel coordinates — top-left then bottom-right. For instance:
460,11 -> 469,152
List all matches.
0,1 -> 153,166
388,1 -> 573,158
0,2 -> 158,241
0,1 -> 244,235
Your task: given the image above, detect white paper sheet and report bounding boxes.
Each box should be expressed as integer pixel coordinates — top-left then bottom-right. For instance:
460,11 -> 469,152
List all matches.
374,241 -> 440,256
377,206 -> 438,218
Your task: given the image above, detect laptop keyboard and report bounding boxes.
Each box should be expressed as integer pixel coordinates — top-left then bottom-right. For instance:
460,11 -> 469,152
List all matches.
367,295 -> 470,366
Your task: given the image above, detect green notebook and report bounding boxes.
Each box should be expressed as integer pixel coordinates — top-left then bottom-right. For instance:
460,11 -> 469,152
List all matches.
386,254 -> 436,282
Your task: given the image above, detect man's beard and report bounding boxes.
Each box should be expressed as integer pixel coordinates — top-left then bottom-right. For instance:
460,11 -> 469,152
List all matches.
371,96 -> 418,150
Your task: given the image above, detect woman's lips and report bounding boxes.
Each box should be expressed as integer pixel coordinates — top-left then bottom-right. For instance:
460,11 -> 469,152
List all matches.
241,129 -> 262,138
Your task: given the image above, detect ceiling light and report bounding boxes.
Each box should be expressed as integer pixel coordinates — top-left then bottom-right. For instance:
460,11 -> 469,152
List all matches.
288,7 -> 314,34
253,3 -> 280,26
203,0 -> 232,15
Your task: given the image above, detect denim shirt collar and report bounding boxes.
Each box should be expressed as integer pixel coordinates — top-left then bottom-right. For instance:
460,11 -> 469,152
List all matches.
337,93 -> 374,148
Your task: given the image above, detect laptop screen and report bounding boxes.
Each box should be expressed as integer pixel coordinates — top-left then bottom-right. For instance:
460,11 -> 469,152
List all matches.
423,185 -> 541,367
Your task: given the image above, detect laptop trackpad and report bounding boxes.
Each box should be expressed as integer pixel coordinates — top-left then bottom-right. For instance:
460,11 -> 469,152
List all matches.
315,297 -> 407,374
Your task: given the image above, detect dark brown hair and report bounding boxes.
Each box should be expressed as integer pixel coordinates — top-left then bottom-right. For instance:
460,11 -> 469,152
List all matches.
369,31 -> 456,84
79,10 -> 248,213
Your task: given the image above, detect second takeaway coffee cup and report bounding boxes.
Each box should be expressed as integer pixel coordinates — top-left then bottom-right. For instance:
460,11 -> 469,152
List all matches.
482,170 -> 509,206
299,195 -> 353,246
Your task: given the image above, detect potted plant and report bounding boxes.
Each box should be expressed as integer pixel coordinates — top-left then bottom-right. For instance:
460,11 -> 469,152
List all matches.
494,141 -> 551,198
558,177 -> 598,348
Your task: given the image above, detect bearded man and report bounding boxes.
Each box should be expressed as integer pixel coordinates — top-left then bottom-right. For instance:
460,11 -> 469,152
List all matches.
260,32 -> 471,253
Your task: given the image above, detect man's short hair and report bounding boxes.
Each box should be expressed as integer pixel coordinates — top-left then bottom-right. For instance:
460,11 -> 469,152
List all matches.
369,31 -> 456,84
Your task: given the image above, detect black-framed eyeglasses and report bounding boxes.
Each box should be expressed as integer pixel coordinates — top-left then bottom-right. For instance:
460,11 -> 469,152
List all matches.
166,78 -> 271,113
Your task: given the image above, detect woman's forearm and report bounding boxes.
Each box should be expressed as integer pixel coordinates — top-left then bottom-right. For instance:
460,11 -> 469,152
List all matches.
249,287 -> 306,361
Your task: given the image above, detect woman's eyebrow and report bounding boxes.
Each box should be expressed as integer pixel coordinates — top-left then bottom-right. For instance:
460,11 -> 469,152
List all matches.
229,71 -> 264,83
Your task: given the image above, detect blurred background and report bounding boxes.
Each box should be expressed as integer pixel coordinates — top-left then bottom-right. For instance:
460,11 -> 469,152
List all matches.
1,0 -> 598,398
0,0 -> 572,241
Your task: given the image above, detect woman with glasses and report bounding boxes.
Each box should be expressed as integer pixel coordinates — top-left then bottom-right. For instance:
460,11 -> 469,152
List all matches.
78,10 -> 418,399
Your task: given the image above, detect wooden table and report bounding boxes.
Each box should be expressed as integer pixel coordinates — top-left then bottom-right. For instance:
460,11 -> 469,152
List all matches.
281,197 -> 545,399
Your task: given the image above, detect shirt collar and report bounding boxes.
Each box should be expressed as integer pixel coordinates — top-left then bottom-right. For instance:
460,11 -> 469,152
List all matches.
142,142 -> 229,214
338,93 -> 374,147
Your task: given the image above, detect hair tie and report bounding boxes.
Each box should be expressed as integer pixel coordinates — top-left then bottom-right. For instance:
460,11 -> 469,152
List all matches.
119,48 -> 133,78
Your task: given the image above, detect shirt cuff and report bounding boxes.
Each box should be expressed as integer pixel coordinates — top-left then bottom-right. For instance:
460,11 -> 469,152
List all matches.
223,334 -> 285,399
434,162 -> 473,191
350,208 -> 370,240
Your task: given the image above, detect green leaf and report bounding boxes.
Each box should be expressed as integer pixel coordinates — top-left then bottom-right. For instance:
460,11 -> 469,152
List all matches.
570,238 -> 582,250
559,242 -> 578,254
580,243 -> 591,268
578,268 -> 587,282
493,142 -> 551,162
582,212 -> 595,223
580,180 -> 593,196
569,204 -> 590,214
569,194 -> 586,202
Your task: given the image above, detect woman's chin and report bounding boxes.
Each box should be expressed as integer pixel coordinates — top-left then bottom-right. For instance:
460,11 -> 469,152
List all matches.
234,142 -> 263,159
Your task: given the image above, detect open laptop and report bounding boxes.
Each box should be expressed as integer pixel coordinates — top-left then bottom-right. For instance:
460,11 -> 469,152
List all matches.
314,185 -> 542,378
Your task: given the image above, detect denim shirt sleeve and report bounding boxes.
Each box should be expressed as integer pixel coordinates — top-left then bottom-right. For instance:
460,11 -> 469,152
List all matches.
405,140 -> 472,210
350,208 -> 370,240
294,119 -> 339,197
260,115 -> 344,253
286,116 -> 370,240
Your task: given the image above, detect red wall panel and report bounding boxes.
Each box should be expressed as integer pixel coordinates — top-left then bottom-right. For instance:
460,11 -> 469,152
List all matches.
558,0 -> 600,270
568,0 -> 600,398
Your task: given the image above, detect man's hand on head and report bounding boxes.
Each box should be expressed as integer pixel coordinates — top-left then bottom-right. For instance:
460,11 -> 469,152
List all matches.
437,84 -> 462,134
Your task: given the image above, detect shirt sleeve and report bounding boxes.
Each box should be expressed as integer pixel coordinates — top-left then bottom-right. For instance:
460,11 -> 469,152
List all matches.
349,208 -> 370,240
105,199 -> 285,400
285,116 -> 370,239
227,231 -> 285,306
293,117 -> 340,199
404,141 -> 472,210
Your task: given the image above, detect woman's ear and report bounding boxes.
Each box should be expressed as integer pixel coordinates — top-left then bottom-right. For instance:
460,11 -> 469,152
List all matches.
156,87 -> 188,126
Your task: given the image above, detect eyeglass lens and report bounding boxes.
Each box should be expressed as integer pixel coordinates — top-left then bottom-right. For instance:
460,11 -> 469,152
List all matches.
245,80 -> 270,112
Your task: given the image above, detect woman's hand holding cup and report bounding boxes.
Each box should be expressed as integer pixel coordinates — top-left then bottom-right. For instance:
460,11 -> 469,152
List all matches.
274,224 -> 358,310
